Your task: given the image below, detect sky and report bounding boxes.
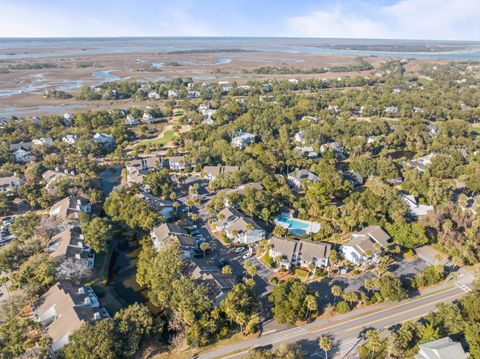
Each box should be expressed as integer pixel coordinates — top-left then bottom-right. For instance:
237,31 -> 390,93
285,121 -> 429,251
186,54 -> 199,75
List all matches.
0,0 -> 479,41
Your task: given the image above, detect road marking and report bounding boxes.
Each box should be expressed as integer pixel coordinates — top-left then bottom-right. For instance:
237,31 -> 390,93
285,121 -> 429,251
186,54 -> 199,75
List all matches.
344,291 -> 464,332
310,286 -> 461,334
262,329 -> 277,335
455,283 -> 472,293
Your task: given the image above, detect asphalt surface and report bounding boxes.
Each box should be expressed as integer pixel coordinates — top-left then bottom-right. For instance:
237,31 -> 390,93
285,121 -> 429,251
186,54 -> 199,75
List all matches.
198,281 -> 470,359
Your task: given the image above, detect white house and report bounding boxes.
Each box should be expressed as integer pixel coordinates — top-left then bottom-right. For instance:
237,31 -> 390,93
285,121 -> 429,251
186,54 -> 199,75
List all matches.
148,90 -> 161,100
416,337 -> 467,359
0,175 -> 23,192
167,89 -> 178,98
92,133 -> 114,146
62,135 -> 79,145
406,153 -> 436,172
125,114 -> 140,126
294,146 -> 318,159
231,131 -> 256,149
32,137 -> 53,146
203,165 -> 239,182
150,223 -> 196,258
12,148 -> 35,163
142,112 -> 155,124
215,207 -> 265,245
294,131 -> 306,144
401,194 -> 434,218
341,226 -> 391,265
269,237 -> 331,270
63,113 -> 74,126
287,169 -> 320,190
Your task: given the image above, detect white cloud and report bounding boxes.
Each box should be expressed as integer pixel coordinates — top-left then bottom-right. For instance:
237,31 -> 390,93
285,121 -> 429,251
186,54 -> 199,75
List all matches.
285,0 -> 480,40
286,7 -> 387,39
0,2 -> 215,37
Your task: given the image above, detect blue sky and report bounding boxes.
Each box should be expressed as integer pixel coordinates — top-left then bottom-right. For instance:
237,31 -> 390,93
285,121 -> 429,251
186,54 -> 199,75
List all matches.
1,0 -> 479,40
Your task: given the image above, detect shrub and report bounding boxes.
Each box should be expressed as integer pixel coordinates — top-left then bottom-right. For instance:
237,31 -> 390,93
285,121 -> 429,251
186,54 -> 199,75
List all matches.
295,268 -> 309,277
336,301 -> 351,314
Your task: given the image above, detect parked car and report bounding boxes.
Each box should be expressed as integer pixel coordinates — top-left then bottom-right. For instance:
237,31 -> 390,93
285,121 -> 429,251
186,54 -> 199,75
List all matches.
242,252 -> 253,260
234,247 -> 245,253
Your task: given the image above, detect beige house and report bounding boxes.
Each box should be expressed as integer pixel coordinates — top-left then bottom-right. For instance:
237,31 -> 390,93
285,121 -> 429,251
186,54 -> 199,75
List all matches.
150,223 -> 196,258
49,196 -> 91,223
269,237 -> 331,270
33,281 -> 109,353
215,207 -> 265,245
203,165 -> 239,181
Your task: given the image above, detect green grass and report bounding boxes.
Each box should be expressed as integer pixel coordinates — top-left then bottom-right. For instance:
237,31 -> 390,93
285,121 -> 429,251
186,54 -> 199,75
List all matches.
137,130 -> 177,146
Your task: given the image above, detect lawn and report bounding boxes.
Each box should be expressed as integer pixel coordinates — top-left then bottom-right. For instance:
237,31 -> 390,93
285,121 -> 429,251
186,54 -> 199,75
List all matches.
137,130 -> 177,147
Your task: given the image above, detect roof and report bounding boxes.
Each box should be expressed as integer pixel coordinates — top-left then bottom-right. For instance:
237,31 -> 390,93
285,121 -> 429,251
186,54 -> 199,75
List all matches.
415,246 -> 450,266
270,237 -> 331,263
401,193 -> 434,217
151,223 -> 195,248
9,141 -> 33,152
33,281 -> 102,347
204,165 -> 239,178
47,227 -> 85,261
217,207 -> 262,234
416,337 -> 467,359
50,196 -> 86,221
0,175 -> 21,187
289,169 -> 320,183
344,226 -> 391,255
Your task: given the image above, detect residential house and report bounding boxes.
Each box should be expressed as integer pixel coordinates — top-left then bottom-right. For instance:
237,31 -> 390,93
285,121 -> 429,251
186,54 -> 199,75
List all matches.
32,137 -> 53,146
294,146 -> 318,159
301,116 -> 319,123
187,90 -> 201,98
294,131 -> 306,144
341,226 -> 391,265
142,111 -> 155,124
406,153 -> 436,172
165,156 -> 189,171
416,337 -> 467,359
215,206 -> 265,245
33,281 -> 109,352
125,114 -> 140,126
0,174 -> 23,193
287,169 -> 320,190
148,90 -> 161,100
12,148 -> 35,163
92,133 -> 114,146
50,196 -> 91,223
10,141 -> 35,163
150,223 -> 196,258
320,142 -> 346,160
42,169 -> 75,190
269,237 -> 331,270
384,106 -> 399,115
62,134 -> 79,145
415,246 -> 450,266
167,89 -> 178,98
47,226 -> 94,278
328,104 -> 340,113
401,194 -> 434,218
125,157 -> 164,185
203,165 -> 239,182
187,260 -> 235,302
63,113 -> 74,126
231,131 -> 256,149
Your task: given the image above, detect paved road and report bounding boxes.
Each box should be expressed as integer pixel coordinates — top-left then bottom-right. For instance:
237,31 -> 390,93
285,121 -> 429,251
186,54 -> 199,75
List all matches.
198,282 -> 470,359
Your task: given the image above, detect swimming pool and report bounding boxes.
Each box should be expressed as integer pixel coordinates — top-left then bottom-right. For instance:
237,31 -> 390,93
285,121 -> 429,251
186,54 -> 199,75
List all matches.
274,214 -> 320,235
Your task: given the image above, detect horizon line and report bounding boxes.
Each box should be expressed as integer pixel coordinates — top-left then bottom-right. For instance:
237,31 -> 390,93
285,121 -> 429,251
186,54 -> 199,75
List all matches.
0,35 -> 479,43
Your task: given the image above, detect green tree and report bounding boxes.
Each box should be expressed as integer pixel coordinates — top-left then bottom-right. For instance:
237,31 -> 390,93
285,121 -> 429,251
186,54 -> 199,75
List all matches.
319,336 -> 333,359
269,279 -> 313,325
81,215 -> 112,253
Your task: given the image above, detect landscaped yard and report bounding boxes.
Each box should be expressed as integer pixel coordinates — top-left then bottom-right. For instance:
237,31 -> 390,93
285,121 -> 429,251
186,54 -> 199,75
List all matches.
137,129 -> 177,147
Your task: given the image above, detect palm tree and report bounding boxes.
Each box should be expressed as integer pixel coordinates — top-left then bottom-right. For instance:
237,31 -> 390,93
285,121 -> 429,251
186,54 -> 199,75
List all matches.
245,261 -> 257,279
319,336 -> 333,359
305,294 -> 318,320
365,330 -> 382,359
442,219 -> 453,241
199,242 -> 209,260
331,285 -> 343,304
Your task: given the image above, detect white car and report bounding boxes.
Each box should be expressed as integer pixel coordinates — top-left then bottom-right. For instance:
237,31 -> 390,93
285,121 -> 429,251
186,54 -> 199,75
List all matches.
242,252 -> 253,260
234,247 -> 245,253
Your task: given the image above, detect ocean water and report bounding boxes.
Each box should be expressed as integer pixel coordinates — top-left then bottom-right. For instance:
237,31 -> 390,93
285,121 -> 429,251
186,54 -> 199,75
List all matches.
1,37 -> 480,60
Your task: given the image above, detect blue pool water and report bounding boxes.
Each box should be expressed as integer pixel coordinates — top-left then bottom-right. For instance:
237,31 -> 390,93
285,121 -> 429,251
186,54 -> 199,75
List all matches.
276,216 -> 309,230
